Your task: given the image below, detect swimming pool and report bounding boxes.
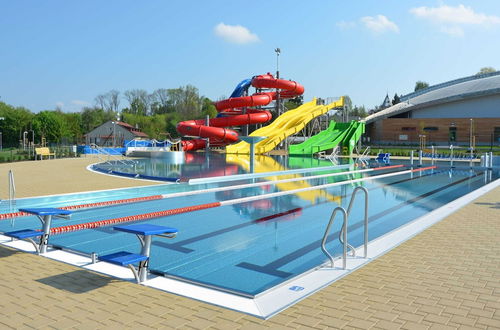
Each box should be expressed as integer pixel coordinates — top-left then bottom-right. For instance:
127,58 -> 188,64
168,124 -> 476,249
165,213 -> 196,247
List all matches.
1,160 -> 498,299
91,152 -> 351,181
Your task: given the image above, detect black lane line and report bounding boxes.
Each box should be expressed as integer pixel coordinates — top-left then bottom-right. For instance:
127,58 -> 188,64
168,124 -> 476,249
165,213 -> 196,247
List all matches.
237,171 -> 483,278
153,168 -> 440,253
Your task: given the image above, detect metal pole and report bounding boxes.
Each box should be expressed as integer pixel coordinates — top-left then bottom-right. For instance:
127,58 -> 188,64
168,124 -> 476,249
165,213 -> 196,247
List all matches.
275,48 -> 281,117
410,150 -> 414,166
139,235 -> 152,282
40,215 -> 52,254
112,121 -> 116,147
418,150 -> 422,167
205,115 -> 210,154
250,142 -> 255,173
450,145 -> 454,168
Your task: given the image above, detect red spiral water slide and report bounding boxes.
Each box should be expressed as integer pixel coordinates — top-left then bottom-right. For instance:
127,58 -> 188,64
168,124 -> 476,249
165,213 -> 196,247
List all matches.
176,73 -> 304,151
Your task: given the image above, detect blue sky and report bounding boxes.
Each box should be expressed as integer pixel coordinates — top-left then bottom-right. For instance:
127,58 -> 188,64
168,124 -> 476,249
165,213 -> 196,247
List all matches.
1,0 -> 500,112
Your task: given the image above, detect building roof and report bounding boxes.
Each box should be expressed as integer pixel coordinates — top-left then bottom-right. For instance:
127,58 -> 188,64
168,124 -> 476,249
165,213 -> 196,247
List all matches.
85,120 -> 149,138
364,71 -> 500,124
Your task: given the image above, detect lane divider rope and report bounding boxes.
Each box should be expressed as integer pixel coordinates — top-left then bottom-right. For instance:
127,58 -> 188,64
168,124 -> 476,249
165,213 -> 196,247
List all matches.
0,195 -> 163,220
50,166 -> 435,234
0,165 -> 403,221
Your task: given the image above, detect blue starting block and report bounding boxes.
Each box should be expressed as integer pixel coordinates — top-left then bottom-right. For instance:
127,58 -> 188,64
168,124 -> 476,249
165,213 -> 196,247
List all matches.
98,224 -> 177,283
3,208 -> 72,254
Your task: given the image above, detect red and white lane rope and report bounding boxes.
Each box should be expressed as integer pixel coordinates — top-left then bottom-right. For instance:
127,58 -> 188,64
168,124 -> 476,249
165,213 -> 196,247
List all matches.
0,195 -> 163,220
50,166 -> 435,234
0,165 -> 402,221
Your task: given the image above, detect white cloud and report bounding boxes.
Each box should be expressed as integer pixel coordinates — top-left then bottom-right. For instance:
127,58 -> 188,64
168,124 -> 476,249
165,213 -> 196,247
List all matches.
360,15 -> 399,34
55,101 -> 64,109
214,22 -> 259,44
410,4 -> 500,37
410,4 -> 500,25
336,20 -> 356,30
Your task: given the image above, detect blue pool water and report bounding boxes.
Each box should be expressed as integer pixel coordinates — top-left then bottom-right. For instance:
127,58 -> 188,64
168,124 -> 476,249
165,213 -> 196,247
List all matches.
0,157 -> 498,297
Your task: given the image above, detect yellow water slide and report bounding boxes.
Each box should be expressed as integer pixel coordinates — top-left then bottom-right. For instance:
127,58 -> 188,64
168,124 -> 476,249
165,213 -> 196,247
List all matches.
225,154 -> 341,204
225,97 -> 344,155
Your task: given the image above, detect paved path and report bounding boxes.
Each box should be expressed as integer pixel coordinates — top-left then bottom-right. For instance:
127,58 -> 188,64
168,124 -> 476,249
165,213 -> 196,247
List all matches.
0,184 -> 498,329
0,157 -> 159,199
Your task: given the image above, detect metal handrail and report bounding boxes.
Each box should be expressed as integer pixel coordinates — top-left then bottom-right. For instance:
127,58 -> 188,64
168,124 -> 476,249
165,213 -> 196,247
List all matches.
321,186 -> 369,270
89,144 -> 136,166
321,206 -> 348,269
8,170 -> 15,201
341,186 -> 369,258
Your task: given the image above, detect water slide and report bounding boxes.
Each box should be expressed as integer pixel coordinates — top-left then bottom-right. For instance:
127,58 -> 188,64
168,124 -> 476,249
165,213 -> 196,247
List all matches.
225,97 -> 344,154
288,121 -> 365,156
177,74 -> 304,151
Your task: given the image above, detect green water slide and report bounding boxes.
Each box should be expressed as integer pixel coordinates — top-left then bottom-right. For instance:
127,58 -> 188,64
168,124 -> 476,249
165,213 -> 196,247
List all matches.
289,121 -> 365,156
342,121 -> 365,155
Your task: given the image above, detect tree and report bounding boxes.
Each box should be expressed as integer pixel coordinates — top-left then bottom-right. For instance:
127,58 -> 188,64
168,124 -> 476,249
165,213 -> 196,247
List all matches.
81,106 -> 115,133
201,97 -> 217,118
476,67 -> 496,75
351,105 -> 367,118
0,102 -> 34,147
95,90 -> 121,113
414,81 -> 429,92
32,111 -> 69,144
124,89 -> 149,116
392,93 -> 400,105
284,95 -> 303,110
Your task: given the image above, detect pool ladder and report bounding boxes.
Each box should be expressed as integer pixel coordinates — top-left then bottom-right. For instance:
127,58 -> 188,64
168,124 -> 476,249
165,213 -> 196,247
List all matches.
321,186 -> 369,269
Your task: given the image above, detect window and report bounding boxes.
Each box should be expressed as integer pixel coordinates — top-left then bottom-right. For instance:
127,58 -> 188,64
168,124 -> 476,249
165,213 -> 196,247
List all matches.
402,127 -> 416,131
494,127 -> 500,143
449,127 -> 457,142
423,127 -> 438,131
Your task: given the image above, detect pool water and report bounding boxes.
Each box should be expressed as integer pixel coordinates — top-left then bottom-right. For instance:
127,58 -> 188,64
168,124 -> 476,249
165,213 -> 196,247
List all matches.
0,157 -> 497,297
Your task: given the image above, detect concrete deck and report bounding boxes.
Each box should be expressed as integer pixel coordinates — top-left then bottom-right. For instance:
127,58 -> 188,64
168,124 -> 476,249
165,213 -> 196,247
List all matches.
0,158 -> 498,329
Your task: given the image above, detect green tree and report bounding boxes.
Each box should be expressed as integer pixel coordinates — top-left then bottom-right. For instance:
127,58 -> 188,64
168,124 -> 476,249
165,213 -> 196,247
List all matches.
201,97 -> 217,118
123,89 -> 149,116
63,112 -> 83,143
32,111 -> 69,143
0,102 -> 34,147
284,95 -> 304,110
414,81 -> 429,92
351,105 -> 367,118
392,93 -> 400,105
81,106 -> 115,133
476,67 -> 496,75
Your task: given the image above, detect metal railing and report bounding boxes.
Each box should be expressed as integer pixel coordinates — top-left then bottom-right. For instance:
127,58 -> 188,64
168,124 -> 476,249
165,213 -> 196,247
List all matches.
89,144 -> 136,166
321,207 -> 347,269
8,170 -> 16,212
321,186 -> 369,269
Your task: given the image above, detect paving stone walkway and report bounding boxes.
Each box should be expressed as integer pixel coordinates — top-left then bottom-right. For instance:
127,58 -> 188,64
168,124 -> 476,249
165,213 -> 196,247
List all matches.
0,187 -> 499,329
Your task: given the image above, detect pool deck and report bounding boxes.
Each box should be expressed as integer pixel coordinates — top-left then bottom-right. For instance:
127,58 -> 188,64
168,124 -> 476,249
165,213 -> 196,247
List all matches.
0,158 -> 499,329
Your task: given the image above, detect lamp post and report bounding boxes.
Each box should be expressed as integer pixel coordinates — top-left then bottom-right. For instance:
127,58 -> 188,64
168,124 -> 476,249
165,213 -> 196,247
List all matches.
112,121 -> 116,147
23,131 -> 28,150
274,47 -> 282,118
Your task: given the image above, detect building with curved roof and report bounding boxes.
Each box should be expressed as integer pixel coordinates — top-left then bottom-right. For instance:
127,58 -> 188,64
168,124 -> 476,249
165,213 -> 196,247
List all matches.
363,71 -> 500,146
